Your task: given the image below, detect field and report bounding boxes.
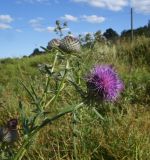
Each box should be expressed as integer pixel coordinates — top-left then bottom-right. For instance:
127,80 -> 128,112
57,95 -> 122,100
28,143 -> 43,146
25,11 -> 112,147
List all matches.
0,36 -> 150,160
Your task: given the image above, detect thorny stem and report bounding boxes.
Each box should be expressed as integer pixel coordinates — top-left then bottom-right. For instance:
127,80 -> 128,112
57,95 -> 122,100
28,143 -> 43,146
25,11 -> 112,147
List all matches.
51,52 -> 59,73
52,59 -> 69,107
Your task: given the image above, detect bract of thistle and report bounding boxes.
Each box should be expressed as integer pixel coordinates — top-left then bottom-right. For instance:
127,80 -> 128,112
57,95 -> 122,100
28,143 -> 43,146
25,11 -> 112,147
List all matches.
86,65 -> 124,102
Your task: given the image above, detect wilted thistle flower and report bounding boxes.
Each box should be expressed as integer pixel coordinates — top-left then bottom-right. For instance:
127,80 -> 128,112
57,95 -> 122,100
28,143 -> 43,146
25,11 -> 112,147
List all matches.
59,36 -> 80,53
86,65 -> 124,102
47,38 -> 61,50
0,119 -> 19,143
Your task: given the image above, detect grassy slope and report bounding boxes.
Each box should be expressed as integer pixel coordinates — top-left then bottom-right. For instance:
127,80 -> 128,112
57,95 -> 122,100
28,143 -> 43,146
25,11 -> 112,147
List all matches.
0,37 -> 150,160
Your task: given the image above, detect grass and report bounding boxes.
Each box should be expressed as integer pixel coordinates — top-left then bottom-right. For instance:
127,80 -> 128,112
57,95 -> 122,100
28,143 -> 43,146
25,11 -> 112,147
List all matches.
0,36 -> 150,160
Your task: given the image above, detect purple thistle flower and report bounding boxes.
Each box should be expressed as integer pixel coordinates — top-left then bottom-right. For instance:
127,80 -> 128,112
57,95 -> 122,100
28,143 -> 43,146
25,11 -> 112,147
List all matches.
86,65 -> 124,102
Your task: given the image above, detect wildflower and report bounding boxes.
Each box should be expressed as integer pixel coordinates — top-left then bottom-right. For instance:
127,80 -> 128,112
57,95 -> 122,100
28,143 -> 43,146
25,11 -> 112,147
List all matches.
59,36 -> 80,53
86,65 -> 124,102
47,39 -> 61,50
0,119 -> 19,143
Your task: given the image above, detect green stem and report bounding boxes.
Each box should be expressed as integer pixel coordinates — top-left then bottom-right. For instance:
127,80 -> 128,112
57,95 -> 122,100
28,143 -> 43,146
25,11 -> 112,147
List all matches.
44,53 -> 69,108
14,103 -> 84,160
41,76 -> 50,107
51,52 -> 59,73
52,60 -> 69,106
44,65 -> 68,108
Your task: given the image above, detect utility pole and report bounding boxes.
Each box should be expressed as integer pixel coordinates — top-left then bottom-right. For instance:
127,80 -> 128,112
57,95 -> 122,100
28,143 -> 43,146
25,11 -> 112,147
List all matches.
131,7 -> 133,42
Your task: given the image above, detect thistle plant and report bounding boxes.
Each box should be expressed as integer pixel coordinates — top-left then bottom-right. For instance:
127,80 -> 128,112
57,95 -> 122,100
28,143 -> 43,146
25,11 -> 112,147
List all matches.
10,37 -> 83,160
54,20 -> 68,38
86,65 -> 124,103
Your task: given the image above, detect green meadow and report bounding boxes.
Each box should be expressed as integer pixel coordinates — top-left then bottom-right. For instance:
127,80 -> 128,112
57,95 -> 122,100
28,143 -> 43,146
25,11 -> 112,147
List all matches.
0,36 -> 150,160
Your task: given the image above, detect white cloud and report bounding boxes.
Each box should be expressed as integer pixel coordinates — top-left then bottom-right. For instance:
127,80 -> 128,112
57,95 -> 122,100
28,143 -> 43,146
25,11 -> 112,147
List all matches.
34,27 -> 45,32
105,0 -> 128,11
73,0 -> 105,7
60,14 -> 105,24
29,17 -> 44,27
61,14 -> 78,22
62,27 -> 70,31
82,15 -> 105,23
131,0 -> 150,14
73,0 -> 128,11
15,29 -> 23,32
33,26 -> 55,32
29,17 -> 70,33
0,15 -> 13,23
29,17 -> 48,32
16,0 -> 50,4
29,17 -> 56,32
0,15 -> 13,30
0,23 -> 12,30
46,26 -> 69,32
46,26 -> 55,32
29,17 -> 45,31
73,0 -> 150,14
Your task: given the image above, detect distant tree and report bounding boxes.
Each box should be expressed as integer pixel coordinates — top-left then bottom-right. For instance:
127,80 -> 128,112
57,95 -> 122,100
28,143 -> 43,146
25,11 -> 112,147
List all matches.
85,33 -> 93,43
103,28 -> 119,41
84,33 -> 94,48
23,55 -> 28,58
94,30 -> 107,43
33,48 -> 40,54
121,24 -> 150,38
78,34 -> 84,45
94,30 -> 102,42
121,30 -> 130,37
30,48 -> 43,57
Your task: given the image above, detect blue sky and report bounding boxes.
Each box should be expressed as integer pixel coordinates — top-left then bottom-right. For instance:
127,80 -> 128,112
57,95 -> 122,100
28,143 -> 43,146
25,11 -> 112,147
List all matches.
0,0 -> 150,58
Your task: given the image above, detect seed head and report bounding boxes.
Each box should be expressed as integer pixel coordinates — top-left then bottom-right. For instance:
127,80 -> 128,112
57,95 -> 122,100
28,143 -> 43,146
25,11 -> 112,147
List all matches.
59,36 -> 80,53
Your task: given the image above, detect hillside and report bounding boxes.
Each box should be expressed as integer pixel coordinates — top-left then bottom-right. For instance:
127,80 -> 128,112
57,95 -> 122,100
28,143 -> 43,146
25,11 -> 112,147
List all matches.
0,37 -> 150,160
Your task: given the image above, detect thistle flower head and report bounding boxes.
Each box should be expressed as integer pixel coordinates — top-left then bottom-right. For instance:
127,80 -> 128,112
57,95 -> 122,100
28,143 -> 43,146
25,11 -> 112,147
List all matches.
59,35 -> 80,53
48,38 -> 61,49
86,65 -> 124,102
7,119 -> 18,129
